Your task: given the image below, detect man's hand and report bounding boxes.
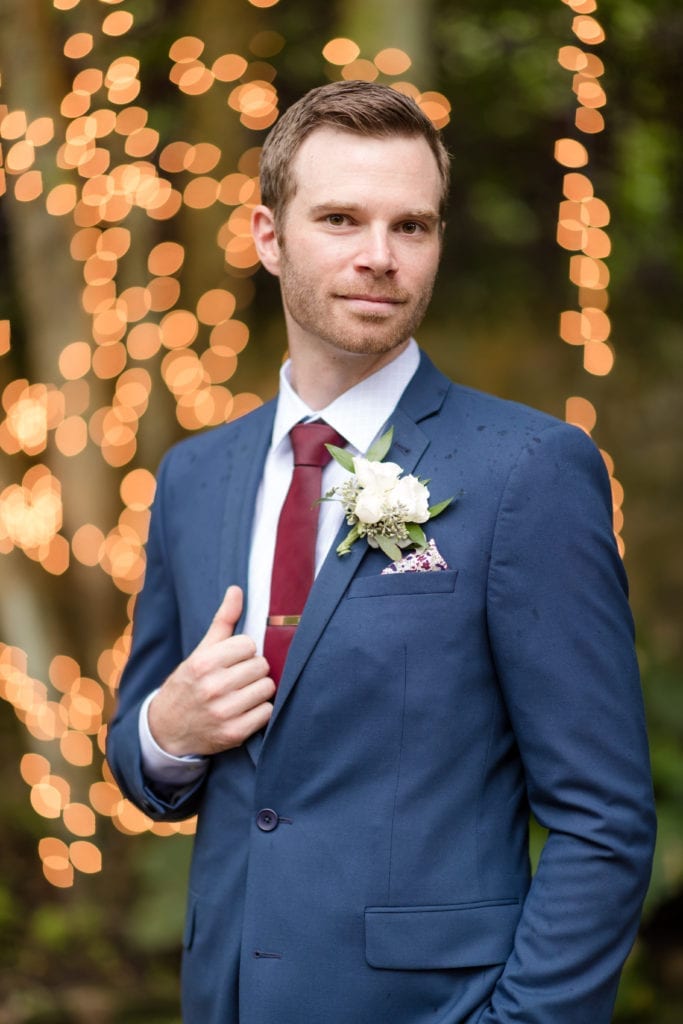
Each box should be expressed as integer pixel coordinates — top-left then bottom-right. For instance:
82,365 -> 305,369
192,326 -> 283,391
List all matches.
148,585 -> 275,756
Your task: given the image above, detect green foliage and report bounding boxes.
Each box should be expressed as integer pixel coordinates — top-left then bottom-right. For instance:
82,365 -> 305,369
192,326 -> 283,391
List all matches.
124,835 -> 193,953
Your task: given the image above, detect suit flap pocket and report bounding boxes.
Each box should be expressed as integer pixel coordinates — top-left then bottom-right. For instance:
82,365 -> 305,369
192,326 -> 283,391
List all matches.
365,899 -> 520,970
348,569 -> 458,599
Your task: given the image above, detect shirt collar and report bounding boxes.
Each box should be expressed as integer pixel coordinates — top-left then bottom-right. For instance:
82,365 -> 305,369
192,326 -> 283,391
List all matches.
271,339 -> 420,456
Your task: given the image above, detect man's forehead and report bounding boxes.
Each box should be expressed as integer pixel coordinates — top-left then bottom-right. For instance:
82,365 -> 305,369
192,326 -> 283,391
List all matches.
289,127 -> 441,196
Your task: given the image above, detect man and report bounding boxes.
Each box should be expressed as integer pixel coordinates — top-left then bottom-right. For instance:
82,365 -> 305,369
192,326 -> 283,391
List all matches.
107,81 -> 655,1023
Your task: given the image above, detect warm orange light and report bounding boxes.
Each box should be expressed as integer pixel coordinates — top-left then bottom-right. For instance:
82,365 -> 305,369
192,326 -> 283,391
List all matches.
14,171 -> 43,202
374,48 -> 412,76
1,110 -> 28,139
169,36 -> 205,63
160,309 -> 199,350
64,33 -> 94,60
55,416 -> 88,457
575,108 -> 605,134
6,140 -> 35,173
184,142 -> 222,174
102,10 -> 134,36
72,523 -> 105,565
212,54 -> 249,82
63,802 -> 97,836
143,267 -> 179,300
184,176 -> 220,209
197,289 -> 236,326
322,38 -> 360,66
0,321 -> 10,356
61,731 -> 95,767
557,45 -> 588,72
418,92 -> 452,129
554,138 -> 589,168
20,752 -> 51,786
120,468 -> 156,510
565,395 -> 597,433
583,340 -> 614,376
341,60 -> 379,83
69,840 -> 102,873
148,240 -> 185,276
572,15 -> 606,45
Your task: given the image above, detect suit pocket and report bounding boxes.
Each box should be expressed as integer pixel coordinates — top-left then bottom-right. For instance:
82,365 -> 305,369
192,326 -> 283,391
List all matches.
365,898 -> 520,970
348,569 -> 458,599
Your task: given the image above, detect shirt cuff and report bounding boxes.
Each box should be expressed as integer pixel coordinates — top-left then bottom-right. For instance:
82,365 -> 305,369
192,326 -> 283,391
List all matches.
138,690 -> 208,786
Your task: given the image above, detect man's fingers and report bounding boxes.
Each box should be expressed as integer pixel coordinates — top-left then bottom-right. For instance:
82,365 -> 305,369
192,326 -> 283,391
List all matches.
198,585 -> 244,649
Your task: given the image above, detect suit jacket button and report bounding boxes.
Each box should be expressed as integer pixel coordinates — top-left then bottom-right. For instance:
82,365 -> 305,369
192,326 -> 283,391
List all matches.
256,808 -> 279,832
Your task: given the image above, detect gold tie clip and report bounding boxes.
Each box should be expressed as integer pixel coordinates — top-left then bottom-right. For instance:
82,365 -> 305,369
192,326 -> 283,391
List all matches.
267,615 -> 302,627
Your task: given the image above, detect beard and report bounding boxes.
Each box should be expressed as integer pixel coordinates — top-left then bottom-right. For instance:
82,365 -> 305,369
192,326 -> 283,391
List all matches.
277,247 -> 436,358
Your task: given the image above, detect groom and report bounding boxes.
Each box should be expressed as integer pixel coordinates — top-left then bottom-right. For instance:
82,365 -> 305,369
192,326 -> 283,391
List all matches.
107,81 -> 655,1023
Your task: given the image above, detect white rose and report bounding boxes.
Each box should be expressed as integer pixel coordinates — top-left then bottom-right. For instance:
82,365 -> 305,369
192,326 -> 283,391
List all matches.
391,474 -> 430,523
354,485 -> 388,524
352,456 -> 402,491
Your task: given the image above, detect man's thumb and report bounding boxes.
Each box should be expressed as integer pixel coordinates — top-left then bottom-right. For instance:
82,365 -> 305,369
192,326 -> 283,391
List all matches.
199,585 -> 243,647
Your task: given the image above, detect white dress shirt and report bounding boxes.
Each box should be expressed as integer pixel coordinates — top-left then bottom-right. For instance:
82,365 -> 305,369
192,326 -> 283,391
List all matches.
139,340 -> 420,785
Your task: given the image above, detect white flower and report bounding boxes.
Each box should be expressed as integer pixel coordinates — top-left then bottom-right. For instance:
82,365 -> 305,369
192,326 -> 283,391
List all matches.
392,474 -> 430,523
352,456 -> 402,491
354,484 -> 388,524
324,425 -> 454,561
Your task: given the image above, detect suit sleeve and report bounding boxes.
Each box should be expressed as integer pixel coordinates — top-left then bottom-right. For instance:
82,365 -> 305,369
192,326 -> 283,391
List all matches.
106,450 -> 208,821
481,422 -> 655,1023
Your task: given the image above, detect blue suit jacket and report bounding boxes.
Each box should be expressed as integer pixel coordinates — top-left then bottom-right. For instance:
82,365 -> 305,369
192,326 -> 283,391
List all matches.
107,352 -> 655,1024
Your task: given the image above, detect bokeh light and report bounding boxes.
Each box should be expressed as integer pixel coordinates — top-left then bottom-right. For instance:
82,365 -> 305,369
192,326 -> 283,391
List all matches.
555,0 -> 623,554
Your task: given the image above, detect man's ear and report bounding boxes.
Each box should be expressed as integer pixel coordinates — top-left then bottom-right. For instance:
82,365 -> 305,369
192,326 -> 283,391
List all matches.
251,205 -> 281,276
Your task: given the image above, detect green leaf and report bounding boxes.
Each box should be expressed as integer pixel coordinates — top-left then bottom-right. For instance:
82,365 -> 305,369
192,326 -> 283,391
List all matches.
336,523 -> 360,556
326,443 -> 355,474
365,426 -> 394,464
376,533 -> 402,562
406,523 -> 427,548
428,496 -> 454,519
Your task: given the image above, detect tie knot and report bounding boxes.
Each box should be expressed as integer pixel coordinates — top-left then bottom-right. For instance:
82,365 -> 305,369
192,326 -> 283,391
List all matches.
290,422 -> 346,468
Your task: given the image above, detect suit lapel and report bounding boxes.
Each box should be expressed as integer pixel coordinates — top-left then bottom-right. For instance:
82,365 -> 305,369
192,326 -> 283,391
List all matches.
218,401 -> 276,629
263,353 -> 450,736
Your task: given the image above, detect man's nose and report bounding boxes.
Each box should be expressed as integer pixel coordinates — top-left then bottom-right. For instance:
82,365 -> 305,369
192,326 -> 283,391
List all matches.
354,226 -> 398,276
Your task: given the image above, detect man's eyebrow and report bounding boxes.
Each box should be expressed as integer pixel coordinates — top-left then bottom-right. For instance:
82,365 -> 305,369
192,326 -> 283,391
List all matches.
309,202 -> 440,223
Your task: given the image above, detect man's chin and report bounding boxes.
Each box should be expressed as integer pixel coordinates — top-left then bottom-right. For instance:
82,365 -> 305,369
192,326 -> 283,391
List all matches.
322,331 -> 411,358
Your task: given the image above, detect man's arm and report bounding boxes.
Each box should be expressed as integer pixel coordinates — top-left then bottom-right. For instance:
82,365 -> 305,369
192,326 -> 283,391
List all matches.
106,452 -> 274,821
481,423 -> 656,1023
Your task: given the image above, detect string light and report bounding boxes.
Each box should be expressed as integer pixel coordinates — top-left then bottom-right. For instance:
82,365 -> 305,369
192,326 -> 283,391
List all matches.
1,3 -> 285,885
556,0 -> 625,556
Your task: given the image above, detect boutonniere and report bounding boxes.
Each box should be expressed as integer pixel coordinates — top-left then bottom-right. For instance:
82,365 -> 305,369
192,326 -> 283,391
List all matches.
323,427 -> 453,562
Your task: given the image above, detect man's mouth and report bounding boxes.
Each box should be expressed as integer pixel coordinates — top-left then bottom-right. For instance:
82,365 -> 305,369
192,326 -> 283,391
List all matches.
337,293 -> 407,313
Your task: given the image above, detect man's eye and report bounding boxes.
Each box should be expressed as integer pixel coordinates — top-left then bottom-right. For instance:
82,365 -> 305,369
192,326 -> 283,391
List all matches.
326,214 -> 348,226
401,221 -> 423,235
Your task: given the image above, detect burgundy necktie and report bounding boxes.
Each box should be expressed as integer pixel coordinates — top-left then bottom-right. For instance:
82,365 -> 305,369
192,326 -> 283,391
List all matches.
264,422 -> 346,686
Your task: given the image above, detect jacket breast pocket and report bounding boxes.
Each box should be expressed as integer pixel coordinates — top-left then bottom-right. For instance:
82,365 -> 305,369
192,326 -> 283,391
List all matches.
348,569 -> 458,600
364,898 -> 521,970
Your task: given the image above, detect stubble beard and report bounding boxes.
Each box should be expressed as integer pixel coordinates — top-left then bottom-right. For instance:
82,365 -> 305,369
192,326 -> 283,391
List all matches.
278,250 -> 436,358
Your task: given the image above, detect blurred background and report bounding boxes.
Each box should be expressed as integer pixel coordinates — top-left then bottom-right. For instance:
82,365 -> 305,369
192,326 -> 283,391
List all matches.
0,0 -> 681,1020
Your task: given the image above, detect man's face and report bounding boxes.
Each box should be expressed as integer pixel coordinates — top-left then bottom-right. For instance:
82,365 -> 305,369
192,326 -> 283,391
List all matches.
261,128 -> 443,364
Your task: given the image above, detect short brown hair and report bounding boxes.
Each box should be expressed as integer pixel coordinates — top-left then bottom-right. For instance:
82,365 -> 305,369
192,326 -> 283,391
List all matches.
259,80 -> 451,230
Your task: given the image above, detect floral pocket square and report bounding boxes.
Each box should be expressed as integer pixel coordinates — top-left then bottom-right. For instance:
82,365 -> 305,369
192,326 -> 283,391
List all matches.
381,539 -> 449,575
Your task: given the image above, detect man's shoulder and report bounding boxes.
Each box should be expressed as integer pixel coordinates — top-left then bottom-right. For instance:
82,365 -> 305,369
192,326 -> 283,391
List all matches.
414,357 -> 598,474
444,379 -> 562,432
157,397 -> 276,479
413,350 -> 565,434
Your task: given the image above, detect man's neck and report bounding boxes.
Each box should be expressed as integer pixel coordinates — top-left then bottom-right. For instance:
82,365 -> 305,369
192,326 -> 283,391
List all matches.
287,339 -> 410,410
